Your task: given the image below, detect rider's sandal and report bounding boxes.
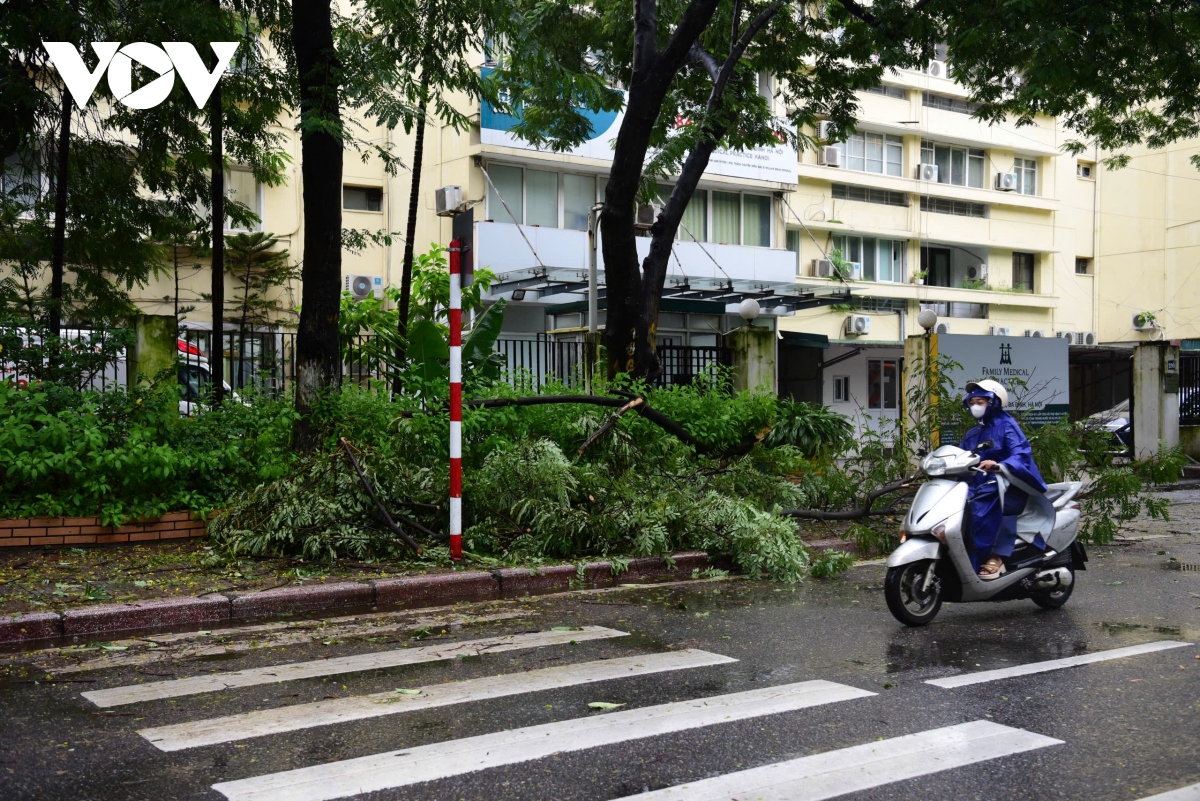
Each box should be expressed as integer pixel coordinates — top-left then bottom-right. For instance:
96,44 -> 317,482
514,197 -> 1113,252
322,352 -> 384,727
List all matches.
978,557 -> 1006,580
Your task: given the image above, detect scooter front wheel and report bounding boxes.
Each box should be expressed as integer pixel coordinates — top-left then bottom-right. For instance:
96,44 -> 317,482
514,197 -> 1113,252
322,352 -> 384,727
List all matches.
885,560 -> 943,626
1031,567 -> 1075,609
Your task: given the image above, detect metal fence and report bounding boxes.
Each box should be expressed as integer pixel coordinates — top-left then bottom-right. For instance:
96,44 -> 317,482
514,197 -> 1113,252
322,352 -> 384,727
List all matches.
8,326 -> 732,398
1180,356 -> 1200,425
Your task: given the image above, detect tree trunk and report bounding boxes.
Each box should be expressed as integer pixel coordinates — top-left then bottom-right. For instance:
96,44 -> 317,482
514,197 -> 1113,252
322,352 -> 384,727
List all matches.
49,86 -> 70,339
393,83 -> 428,394
292,0 -> 344,452
209,22 -> 226,405
599,0 -> 722,380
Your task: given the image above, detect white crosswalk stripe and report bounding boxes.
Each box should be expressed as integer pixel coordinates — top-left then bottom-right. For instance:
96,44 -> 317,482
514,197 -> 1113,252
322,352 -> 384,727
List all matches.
1139,783 -> 1200,801
83,626 -> 627,707
139,648 -> 738,751
210,679 -> 878,801
925,640 -> 1193,688
616,720 -> 1062,800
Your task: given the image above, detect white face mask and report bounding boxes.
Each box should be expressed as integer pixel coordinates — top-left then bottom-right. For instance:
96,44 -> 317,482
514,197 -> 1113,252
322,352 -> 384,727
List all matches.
970,404 -> 988,420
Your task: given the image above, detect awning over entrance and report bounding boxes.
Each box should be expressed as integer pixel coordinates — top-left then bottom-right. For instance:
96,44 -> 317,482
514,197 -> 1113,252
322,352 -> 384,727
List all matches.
780,331 -> 830,349
489,267 -> 853,314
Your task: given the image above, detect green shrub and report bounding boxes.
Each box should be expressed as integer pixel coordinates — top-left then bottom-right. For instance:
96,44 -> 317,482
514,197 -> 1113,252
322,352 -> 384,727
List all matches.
0,380 -> 295,523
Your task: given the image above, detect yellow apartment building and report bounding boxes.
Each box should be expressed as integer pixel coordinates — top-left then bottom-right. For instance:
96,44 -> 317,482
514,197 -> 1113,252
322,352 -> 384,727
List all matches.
64,54 -> 1200,423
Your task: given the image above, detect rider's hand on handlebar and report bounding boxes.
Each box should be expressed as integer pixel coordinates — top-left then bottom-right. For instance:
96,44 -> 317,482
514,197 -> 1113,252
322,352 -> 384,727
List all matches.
978,459 -> 999,472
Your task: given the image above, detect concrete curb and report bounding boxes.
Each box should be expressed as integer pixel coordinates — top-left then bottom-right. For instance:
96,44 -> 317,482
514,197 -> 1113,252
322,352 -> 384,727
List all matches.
0,551 -> 721,646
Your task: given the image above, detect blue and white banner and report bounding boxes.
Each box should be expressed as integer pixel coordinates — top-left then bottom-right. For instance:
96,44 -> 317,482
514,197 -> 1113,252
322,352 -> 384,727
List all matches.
480,70 -> 798,186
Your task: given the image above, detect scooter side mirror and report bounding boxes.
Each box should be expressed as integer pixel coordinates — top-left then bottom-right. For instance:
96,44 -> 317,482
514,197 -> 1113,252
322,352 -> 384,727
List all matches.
917,448 -> 928,458
973,440 -> 995,453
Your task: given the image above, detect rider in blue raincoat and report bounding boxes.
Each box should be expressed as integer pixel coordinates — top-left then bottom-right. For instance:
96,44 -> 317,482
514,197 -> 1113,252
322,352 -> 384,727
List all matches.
959,379 -> 1047,579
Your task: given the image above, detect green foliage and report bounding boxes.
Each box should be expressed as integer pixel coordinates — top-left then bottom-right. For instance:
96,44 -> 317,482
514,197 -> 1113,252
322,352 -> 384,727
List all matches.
0,380 -> 295,524
827,248 -> 853,281
212,378 -> 816,581
764,399 -> 854,456
959,278 -> 987,290
809,549 -> 855,579
0,319 -> 135,390
224,233 -> 298,332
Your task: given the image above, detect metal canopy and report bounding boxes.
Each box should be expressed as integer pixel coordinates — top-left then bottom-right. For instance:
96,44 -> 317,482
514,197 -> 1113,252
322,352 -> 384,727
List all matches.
489,267 -> 853,314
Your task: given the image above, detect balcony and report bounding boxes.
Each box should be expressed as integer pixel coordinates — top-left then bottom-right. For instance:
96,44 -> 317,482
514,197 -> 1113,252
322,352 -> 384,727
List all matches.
474,221 -> 798,283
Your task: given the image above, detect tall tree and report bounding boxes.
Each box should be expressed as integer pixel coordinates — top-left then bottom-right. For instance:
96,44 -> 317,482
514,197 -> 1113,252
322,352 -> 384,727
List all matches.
494,0 -> 939,379
292,0 -> 345,451
939,1 -> 1200,167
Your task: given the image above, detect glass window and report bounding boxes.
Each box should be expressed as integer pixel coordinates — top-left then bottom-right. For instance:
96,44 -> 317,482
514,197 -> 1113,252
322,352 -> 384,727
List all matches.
1012,251 -> 1035,292
525,169 -> 558,227
486,164 -> 523,224
834,235 -> 905,282
1015,157 -> 1037,195
712,191 -> 741,244
678,189 -> 707,242
868,359 -> 898,410
743,194 -> 771,247
342,185 -> 382,212
226,169 -> 260,230
863,85 -> 906,100
2,151 -> 46,211
921,141 -> 985,188
562,173 -> 596,231
836,132 -> 903,176
919,196 -> 987,217
922,91 -> 980,115
833,375 -> 850,402
1075,257 -> 1090,275
786,229 -> 801,272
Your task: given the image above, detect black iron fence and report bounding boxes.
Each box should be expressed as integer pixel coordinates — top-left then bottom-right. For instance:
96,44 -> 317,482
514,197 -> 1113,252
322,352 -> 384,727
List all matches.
8,325 -> 733,399
1180,356 -> 1200,425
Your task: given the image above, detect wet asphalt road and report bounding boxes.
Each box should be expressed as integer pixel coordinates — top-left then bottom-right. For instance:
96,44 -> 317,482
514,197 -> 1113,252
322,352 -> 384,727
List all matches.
0,512 -> 1197,800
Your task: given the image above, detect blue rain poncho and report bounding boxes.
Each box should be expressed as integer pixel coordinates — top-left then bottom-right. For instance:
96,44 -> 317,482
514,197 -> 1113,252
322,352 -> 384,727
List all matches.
959,388 -> 1048,571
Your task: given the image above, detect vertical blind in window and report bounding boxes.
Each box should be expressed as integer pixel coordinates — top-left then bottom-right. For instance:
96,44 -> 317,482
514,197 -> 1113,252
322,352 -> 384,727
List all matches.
563,174 -> 596,230
712,191 -> 741,245
678,190 -> 707,242
742,194 -> 771,247
486,164 -> 523,224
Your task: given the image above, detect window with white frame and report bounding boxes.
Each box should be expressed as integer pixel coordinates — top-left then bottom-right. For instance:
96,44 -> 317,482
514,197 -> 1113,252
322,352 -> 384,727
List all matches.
834,132 -> 903,177
484,163 -> 599,231
224,168 -> 262,231
833,375 -> 851,402
2,150 -> 50,213
920,140 -> 985,188
343,186 -> 382,212
1014,157 -> 1037,195
786,228 -> 801,272
667,188 -> 772,247
867,359 -> 898,410
832,234 -> 906,282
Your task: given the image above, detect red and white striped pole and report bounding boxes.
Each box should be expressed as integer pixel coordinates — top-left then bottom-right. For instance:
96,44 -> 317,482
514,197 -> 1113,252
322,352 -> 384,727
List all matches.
448,238 -> 463,561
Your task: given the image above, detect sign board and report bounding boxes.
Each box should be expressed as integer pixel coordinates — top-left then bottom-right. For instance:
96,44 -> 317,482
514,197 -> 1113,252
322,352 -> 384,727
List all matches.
479,69 -> 798,186
935,333 -> 1070,426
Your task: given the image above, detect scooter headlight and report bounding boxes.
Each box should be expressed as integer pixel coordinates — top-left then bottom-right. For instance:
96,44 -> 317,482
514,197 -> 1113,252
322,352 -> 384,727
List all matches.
924,456 -> 947,476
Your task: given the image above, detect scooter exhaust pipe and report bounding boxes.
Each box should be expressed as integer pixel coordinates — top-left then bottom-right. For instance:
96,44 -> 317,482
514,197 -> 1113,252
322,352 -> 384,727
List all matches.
1029,566 -> 1073,591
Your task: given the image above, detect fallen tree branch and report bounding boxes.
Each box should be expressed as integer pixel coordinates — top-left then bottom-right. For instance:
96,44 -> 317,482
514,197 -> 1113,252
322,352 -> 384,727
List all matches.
780,475 -> 921,520
578,397 -> 645,454
340,438 -> 423,555
403,394 -> 754,459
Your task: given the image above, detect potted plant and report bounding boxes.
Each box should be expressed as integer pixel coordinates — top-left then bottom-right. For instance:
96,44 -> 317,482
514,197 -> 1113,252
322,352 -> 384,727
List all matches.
910,270 -> 927,285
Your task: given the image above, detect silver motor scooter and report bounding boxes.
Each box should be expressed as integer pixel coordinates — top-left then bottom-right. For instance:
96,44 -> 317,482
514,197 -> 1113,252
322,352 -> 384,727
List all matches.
884,441 -> 1088,626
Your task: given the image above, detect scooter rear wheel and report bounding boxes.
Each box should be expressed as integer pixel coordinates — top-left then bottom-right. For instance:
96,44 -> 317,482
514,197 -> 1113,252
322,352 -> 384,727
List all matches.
885,560 -> 943,626
1031,567 -> 1075,609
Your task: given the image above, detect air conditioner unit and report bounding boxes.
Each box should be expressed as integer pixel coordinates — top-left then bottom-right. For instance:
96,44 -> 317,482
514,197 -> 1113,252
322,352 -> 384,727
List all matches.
917,163 -> 939,182
848,261 -> 863,281
813,258 -> 835,277
926,59 -> 948,79
935,322 -> 951,334
1024,329 -> 1046,338
1132,313 -> 1156,331
844,314 -> 871,336
817,120 -> 836,141
995,172 -> 1018,192
634,203 -> 661,230
966,264 -> 988,281
345,274 -> 383,301
989,326 -> 1011,336
435,185 -> 464,216
1080,331 -> 1098,346
819,146 -> 842,167
1056,331 -> 1075,342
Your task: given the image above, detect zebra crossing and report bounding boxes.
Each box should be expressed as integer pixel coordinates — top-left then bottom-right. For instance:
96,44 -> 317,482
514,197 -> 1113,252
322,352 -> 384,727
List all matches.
74,626 -> 1195,801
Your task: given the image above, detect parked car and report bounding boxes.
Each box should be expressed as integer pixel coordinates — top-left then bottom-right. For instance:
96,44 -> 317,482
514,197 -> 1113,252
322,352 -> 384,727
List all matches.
1084,399 -> 1133,451
177,339 -> 236,415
